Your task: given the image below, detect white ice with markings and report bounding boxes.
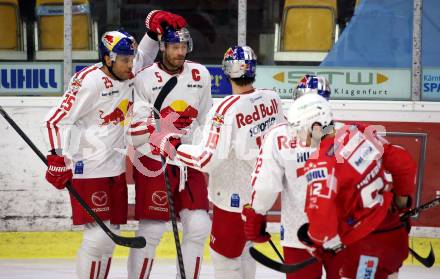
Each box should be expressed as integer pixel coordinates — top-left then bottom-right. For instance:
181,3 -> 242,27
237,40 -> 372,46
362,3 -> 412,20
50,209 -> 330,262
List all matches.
0,259 -> 439,278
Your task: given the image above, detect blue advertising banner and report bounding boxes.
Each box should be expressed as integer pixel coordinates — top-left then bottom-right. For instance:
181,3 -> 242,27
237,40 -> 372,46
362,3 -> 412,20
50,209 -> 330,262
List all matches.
0,63 -> 62,95
207,65 -> 232,96
422,69 -> 440,101
74,64 -> 89,73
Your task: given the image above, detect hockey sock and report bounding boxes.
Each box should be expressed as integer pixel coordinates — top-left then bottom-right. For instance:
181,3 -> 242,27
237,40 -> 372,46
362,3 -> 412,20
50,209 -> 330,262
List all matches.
210,247 -> 242,279
127,219 -> 167,279
97,254 -> 112,279
77,221 -> 117,279
179,209 -> 211,279
240,241 -> 257,279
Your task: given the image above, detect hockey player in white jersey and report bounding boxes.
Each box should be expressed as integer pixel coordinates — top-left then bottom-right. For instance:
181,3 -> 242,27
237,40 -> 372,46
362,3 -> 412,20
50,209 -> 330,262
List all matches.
44,10 -> 187,279
242,75 -> 333,279
175,46 -> 285,279
126,26 -> 213,279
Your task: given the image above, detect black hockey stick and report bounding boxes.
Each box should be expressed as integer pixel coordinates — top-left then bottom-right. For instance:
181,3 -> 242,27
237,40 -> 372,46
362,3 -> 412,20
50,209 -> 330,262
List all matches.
0,105 -> 146,249
400,196 -> 440,220
251,197 -> 440,274
269,238 -> 285,263
152,76 -> 186,279
250,246 -> 317,273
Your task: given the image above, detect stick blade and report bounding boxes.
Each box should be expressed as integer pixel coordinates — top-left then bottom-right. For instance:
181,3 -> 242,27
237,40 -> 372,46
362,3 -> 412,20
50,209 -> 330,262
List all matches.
409,243 -> 436,268
113,235 -> 146,249
249,246 -> 317,274
250,246 -> 284,271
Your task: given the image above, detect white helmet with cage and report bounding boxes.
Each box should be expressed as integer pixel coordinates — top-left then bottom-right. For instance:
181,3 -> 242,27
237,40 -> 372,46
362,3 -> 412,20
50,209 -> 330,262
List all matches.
287,94 -> 333,138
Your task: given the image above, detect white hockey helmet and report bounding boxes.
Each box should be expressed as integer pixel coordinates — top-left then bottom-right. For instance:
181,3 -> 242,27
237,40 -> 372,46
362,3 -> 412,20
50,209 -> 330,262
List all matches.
287,94 -> 333,138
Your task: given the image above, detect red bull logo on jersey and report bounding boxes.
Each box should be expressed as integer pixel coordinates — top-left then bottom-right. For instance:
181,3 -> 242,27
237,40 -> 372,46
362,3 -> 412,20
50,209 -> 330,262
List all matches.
212,113 -> 224,128
99,99 -> 133,126
277,135 -> 297,150
236,99 -> 279,128
70,77 -> 82,93
160,100 -> 198,129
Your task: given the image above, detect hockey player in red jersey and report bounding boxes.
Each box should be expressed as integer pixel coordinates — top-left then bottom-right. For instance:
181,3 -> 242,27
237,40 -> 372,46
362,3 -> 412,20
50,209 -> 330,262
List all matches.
242,75 -> 332,279
44,11 -> 187,279
175,45 -> 285,279
127,25 -> 213,278
288,94 -> 416,279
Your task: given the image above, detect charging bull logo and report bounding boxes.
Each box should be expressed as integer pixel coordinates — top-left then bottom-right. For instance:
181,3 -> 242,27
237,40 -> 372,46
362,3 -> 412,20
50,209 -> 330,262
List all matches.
224,48 -> 235,60
99,99 -> 133,126
104,34 -> 114,44
297,75 -> 310,89
160,100 -> 198,129
212,113 -> 224,128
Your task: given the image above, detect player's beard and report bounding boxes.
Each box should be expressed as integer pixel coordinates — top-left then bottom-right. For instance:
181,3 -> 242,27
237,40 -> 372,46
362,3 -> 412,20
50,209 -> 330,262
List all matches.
163,52 -> 185,72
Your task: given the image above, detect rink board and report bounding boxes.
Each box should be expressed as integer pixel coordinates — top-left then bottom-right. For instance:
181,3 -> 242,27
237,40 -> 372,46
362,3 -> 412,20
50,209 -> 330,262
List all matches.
1,98 -> 440,232
1,97 -> 440,267
0,231 -> 439,267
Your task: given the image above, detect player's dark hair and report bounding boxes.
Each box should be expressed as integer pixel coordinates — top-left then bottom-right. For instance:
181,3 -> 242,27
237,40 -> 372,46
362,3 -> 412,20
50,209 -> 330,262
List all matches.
230,76 -> 255,86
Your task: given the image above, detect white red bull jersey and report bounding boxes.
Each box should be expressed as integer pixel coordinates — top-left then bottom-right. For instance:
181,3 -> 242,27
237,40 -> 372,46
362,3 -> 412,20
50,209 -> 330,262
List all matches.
128,61 -> 213,161
176,89 -> 285,213
250,123 -> 315,248
44,35 -> 157,178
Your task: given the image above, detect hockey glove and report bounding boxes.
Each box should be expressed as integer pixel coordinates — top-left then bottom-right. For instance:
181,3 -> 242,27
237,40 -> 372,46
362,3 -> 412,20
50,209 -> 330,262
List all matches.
297,223 -> 344,262
150,134 -> 182,160
145,10 -> 187,35
242,204 -> 271,243
45,155 -> 72,189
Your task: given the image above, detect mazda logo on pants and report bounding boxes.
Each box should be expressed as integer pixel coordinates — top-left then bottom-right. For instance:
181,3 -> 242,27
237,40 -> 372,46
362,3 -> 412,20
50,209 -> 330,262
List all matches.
152,191 -> 168,206
91,191 -> 109,207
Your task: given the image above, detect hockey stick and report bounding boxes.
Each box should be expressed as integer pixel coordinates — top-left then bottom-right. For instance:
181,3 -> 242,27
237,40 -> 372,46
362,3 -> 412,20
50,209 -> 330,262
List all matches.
250,246 -> 317,273
0,105 -> 146,249
250,197 -> 440,273
268,238 -> 284,263
400,196 -> 440,220
152,76 -> 186,279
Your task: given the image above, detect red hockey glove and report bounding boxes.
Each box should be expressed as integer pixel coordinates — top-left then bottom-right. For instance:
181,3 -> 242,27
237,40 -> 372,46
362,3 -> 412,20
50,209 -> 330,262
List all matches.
242,204 -> 271,243
145,10 -> 187,34
150,135 -> 181,160
45,155 -> 72,189
297,223 -> 344,262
